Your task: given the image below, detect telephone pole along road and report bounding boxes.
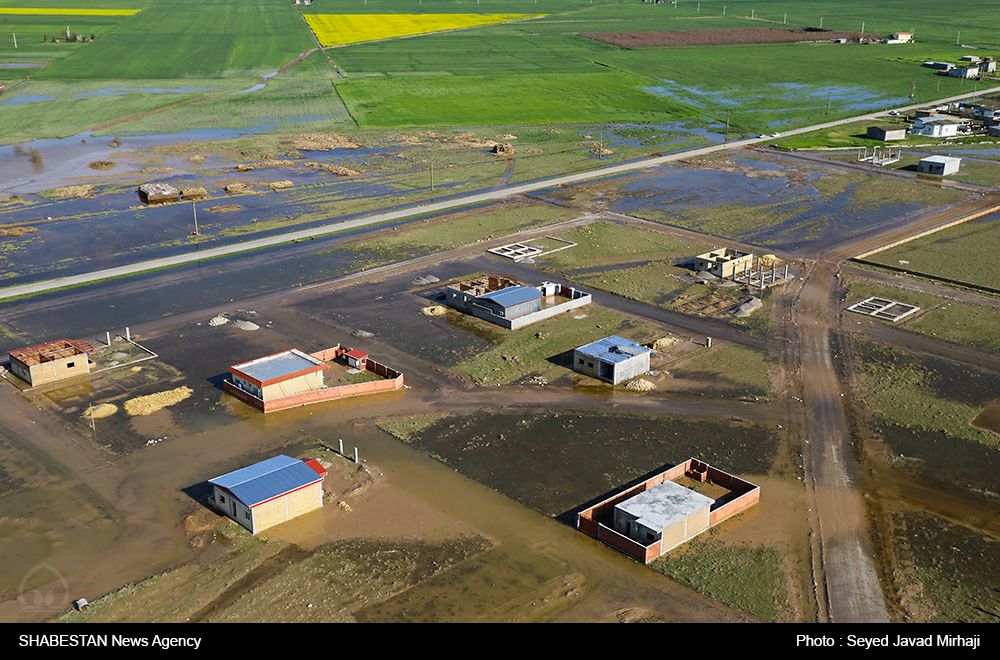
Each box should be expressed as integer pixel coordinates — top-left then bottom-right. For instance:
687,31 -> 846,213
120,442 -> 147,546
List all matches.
2,86 -> 997,303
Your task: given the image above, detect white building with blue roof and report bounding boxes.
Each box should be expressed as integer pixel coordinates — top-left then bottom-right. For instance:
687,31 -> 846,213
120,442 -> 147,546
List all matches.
209,454 -> 327,534
573,335 -> 651,384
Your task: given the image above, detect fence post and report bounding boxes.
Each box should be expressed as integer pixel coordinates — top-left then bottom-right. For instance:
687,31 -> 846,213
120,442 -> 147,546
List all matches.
338,438 -> 344,455
353,447 -> 359,464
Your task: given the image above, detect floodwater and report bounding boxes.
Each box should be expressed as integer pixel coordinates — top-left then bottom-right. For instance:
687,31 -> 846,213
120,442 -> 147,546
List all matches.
2,94 -> 54,106
646,79 -> 910,115
0,277 -> 750,622
75,86 -> 215,99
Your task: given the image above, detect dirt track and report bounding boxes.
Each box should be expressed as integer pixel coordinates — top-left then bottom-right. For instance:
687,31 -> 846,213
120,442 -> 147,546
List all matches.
582,28 -> 854,49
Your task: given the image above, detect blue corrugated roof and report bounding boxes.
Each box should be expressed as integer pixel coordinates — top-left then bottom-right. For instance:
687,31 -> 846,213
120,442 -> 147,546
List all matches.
209,455 -> 322,507
476,285 -> 541,308
575,335 -> 651,364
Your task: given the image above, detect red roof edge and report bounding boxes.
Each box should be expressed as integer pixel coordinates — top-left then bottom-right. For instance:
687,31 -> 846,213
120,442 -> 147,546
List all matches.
304,458 -> 328,477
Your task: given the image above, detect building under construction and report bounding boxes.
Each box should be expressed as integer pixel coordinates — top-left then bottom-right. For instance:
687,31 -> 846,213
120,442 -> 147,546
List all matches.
7,338 -> 94,386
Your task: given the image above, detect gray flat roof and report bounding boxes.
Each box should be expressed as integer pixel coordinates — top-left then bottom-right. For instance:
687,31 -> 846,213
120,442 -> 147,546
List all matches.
615,480 -> 714,531
231,349 -> 324,383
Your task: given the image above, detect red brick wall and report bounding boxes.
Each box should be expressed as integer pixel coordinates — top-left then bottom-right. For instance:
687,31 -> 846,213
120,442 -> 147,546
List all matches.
709,488 -> 761,526
597,524 -> 656,563
262,374 -> 404,413
224,381 -> 265,410
309,346 -> 343,362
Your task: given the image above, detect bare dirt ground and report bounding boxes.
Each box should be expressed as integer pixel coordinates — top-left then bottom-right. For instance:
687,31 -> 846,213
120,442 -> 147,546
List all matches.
581,28 -> 854,49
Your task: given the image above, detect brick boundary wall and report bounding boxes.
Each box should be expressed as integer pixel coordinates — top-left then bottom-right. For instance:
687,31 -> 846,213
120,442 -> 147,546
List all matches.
576,458 -> 759,563
225,347 -> 404,413
597,523 -> 661,563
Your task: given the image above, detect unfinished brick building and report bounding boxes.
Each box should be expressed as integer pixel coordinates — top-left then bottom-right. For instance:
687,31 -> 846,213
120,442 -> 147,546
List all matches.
7,338 -> 94,386
577,459 -> 760,563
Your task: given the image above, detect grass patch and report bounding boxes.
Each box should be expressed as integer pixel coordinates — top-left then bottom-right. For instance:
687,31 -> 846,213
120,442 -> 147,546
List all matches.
540,221 -> 708,271
328,201 -> 578,271
452,305 -> 656,385
846,280 -> 1000,352
650,537 -> 790,622
378,413 -> 452,443
867,216 -> 1000,291
671,343 -> 772,397
893,511 -> 999,623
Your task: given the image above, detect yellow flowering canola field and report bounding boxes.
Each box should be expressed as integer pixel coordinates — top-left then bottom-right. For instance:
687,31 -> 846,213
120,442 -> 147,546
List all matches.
0,7 -> 140,16
305,13 -> 544,48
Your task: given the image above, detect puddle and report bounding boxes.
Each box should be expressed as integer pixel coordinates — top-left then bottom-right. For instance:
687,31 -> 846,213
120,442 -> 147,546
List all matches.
75,86 -> 215,99
2,94 -> 55,106
0,63 -> 44,69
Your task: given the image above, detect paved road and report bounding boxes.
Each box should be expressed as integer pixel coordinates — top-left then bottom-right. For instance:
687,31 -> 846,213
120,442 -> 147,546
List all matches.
4,85 -> 999,303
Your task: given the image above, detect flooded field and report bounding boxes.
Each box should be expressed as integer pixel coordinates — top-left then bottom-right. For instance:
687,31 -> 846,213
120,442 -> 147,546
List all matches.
535,152 -> 969,252
402,411 -> 778,518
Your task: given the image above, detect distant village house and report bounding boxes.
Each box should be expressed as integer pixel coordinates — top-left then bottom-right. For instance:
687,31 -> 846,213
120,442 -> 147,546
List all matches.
866,125 -> 907,141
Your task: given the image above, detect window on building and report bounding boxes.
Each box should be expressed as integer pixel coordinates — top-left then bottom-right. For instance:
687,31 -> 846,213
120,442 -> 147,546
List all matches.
646,531 -> 655,543
244,511 -> 251,520
66,362 -> 75,368
588,362 -> 594,368
577,358 -> 584,365
219,495 -> 226,503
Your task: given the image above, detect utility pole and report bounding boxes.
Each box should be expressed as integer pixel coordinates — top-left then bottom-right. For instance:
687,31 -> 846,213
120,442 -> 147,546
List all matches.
783,13 -> 786,25
751,9 -> 755,19
12,33 -> 16,49
910,80 -> 916,99
430,161 -> 435,198
861,21 -> 865,35
819,17 -> 823,29
725,110 -> 730,143
598,128 -> 605,160
191,201 -> 199,236
722,6 -> 726,17
827,90 -> 832,114
956,30 -> 961,46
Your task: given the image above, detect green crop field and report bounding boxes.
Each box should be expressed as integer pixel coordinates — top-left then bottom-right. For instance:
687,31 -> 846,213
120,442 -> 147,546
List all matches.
867,216 -> 1000,290
3,1 -> 1000,142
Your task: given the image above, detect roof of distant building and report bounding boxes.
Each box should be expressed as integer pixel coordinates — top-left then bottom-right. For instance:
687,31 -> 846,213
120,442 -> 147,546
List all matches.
920,155 -> 962,165
9,338 -> 93,366
616,480 -> 714,532
575,335 -> 651,364
210,455 -> 324,508
230,349 -> 327,386
476,285 -> 542,308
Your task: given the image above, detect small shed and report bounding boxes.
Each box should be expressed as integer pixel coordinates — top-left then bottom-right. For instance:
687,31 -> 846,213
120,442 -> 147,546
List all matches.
867,125 -> 907,141
918,155 -> 961,176
209,455 -> 326,534
573,335 -> 651,385
344,348 -> 368,369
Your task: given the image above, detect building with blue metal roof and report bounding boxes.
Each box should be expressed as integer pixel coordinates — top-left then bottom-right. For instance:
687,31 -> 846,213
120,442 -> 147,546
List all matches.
208,454 -> 327,534
573,335 -> 651,384
443,274 -> 592,329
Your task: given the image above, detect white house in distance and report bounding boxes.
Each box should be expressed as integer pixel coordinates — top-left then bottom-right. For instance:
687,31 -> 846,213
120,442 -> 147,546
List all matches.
209,455 -> 327,534
910,116 -> 965,138
918,155 -> 962,176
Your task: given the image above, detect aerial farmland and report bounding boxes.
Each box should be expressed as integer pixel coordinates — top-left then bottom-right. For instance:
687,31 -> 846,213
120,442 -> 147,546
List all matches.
0,0 -> 997,638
